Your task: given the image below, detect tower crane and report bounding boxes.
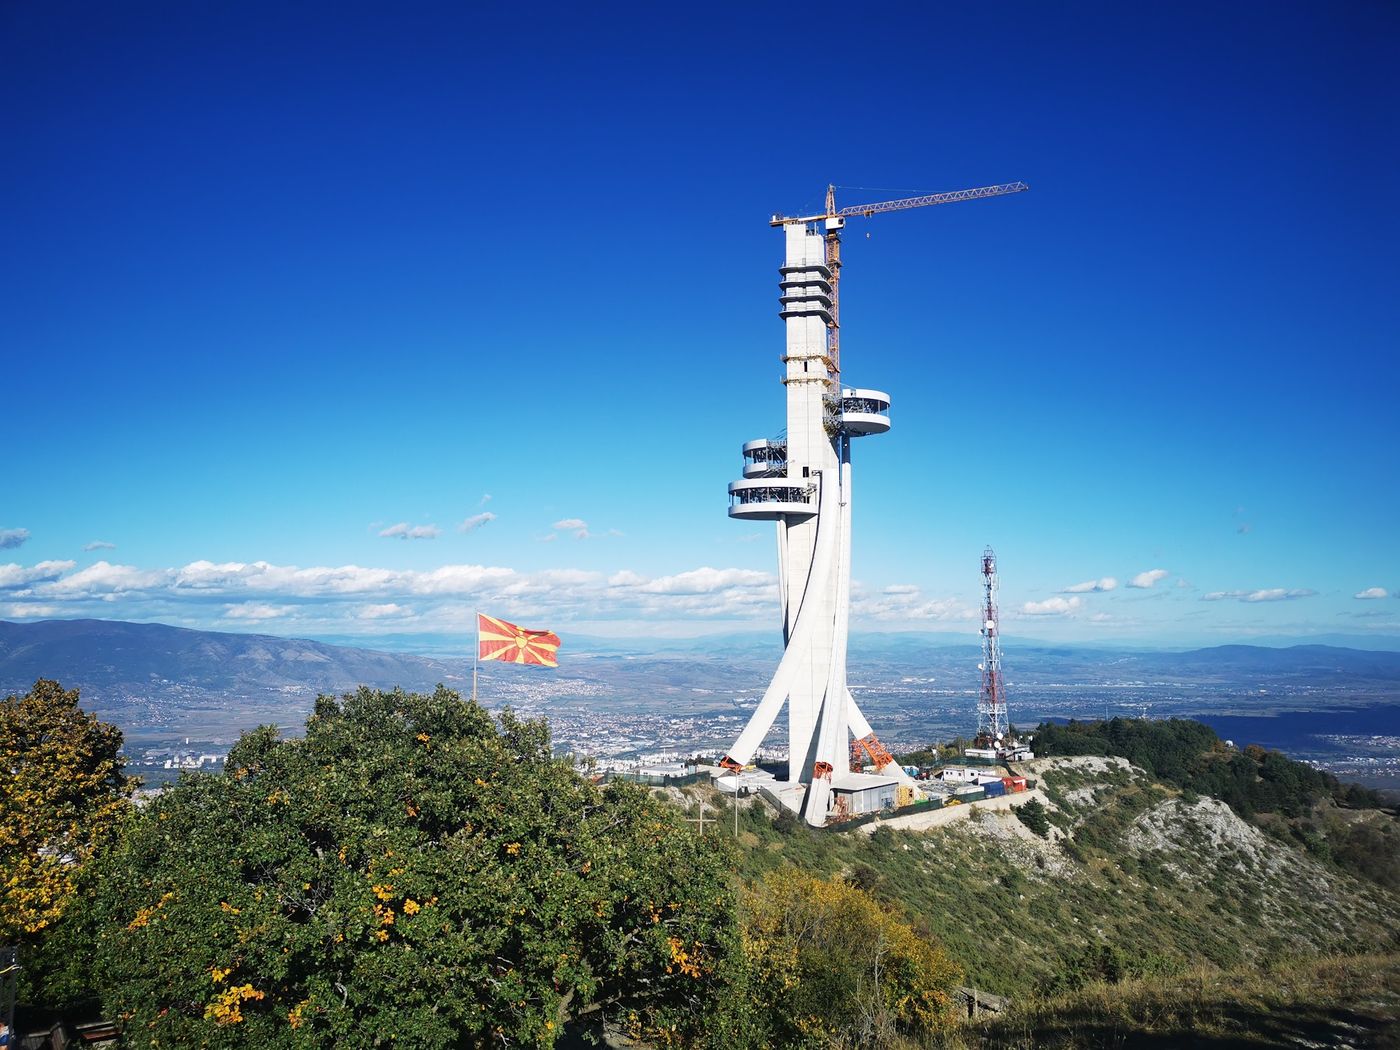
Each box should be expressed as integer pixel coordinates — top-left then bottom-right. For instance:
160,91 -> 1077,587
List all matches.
770,181 -> 1028,375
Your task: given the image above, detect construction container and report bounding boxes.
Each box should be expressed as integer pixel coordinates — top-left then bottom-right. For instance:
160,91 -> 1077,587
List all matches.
952,785 -> 985,802
896,784 -> 916,808
940,766 -> 981,783
983,781 -> 1006,798
832,772 -> 900,816
1002,775 -> 1028,793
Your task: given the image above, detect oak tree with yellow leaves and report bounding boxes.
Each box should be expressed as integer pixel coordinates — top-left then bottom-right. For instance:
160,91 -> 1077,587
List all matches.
0,679 -> 133,946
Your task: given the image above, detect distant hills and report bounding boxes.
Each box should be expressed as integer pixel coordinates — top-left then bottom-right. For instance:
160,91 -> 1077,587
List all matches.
7,618 -> 1400,702
0,618 -> 470,696
0,619 -> 473,741
4,618 -> 1400,747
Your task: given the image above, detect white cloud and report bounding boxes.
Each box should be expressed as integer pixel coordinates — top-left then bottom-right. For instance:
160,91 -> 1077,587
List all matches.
0,603 -> 62,618
1202,588 -> 1317,603
552,518 -> 591,540
1128,569 -> 1169,589
854,590 -> 971,622
0,528 -> 30,550
0,560 -> 77,589
637,567 -> 772,595
1243,588 -> 1315,602
1063,577 -> 1117,593
222,602 -> 293,621
83,540 -> 117,552
1021,596 -> 1083,616
883,584 -> 920,595
46,560 -> 167,595
1355,587 -> 1389,600
379,523 -> 440,540
458,512 -> 496,534
478,494 -> 492,507
0,557 -> 979,633
358,603 -> 408,620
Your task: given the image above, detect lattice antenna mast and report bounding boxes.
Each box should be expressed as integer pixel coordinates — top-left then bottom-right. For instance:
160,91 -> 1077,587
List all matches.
978,547 -> 1009,741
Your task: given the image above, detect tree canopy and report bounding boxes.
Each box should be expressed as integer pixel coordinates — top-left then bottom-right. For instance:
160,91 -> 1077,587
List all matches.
741,869 -> 960,1048
76,686 -> 743,1048
0,679 -> 133,945
1031,717 -> 1371,818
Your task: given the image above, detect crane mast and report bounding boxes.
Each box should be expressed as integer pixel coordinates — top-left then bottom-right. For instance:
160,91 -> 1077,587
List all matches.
770,181 -> 1029,377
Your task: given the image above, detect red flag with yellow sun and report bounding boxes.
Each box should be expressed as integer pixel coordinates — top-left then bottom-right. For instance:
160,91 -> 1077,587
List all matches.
476,613 -> 561,667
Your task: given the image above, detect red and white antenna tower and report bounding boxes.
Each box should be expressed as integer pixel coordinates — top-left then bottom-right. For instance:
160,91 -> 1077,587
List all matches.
977,547 -> 1009,742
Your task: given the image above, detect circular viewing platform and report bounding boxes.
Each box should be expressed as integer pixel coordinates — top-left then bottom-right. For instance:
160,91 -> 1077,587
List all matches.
741,437 -> 787,478
837,387 -> 891,435
727,478 -> 816,521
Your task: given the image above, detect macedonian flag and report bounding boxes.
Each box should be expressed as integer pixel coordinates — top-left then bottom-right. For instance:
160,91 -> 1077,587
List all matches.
477,613 -> 561,667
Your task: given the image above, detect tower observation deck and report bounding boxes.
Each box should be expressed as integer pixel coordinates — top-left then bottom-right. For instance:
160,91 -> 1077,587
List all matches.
719,181 -> 1026,827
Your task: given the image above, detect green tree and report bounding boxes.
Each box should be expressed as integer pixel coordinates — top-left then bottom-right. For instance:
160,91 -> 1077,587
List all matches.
77,686 -> 743,1048
0,679 -> 133,946
1014,798 -> 1051,838
741,869 -> 961,1048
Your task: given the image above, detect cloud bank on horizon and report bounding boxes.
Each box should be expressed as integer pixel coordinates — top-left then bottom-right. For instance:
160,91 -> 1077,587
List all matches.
1,550 -> 1377,644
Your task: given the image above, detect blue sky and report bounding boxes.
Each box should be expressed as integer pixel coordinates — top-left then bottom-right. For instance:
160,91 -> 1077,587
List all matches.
3,1 -> 1397,647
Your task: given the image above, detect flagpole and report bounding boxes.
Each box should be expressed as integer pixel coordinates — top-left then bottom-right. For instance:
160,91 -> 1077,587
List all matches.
472,609 -> 479,703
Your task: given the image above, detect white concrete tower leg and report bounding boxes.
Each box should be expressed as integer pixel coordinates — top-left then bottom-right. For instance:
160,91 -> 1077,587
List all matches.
776,521 -> 789,644
804,444 -> 853,826
783,467 -> 838,780
723,472 -> 838,768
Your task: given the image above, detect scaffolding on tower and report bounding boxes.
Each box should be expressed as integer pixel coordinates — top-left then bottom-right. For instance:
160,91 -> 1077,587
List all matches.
977,546 -> 1009,743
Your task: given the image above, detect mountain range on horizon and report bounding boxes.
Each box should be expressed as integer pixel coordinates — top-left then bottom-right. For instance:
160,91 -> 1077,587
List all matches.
6,617 -> 1400,708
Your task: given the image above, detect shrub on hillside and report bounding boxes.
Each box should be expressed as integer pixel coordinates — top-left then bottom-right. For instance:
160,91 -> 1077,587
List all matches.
68,686 -> 744,1048
1037,942 -> 1181,997
742,869 -> 960,1048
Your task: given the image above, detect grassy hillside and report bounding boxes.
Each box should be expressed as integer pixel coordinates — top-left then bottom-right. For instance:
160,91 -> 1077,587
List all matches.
669,754 -> 1400,1000
1031,716 -> 1400,892
945,953 -> 1400,1049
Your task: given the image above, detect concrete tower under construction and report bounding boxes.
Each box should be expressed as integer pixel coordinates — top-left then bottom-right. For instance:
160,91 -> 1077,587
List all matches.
721,222 -> 908,827
720,181 -> 1027,827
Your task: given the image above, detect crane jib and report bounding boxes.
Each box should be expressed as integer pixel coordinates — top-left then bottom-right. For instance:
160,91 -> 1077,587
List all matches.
770,180 -> 1028,226
837,181 -> 1029,218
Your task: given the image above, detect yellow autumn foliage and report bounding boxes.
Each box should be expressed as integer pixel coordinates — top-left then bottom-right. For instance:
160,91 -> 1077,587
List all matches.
0,679 -> 133,942
742,869 -> 961,1048
204,982 -> 265,1025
